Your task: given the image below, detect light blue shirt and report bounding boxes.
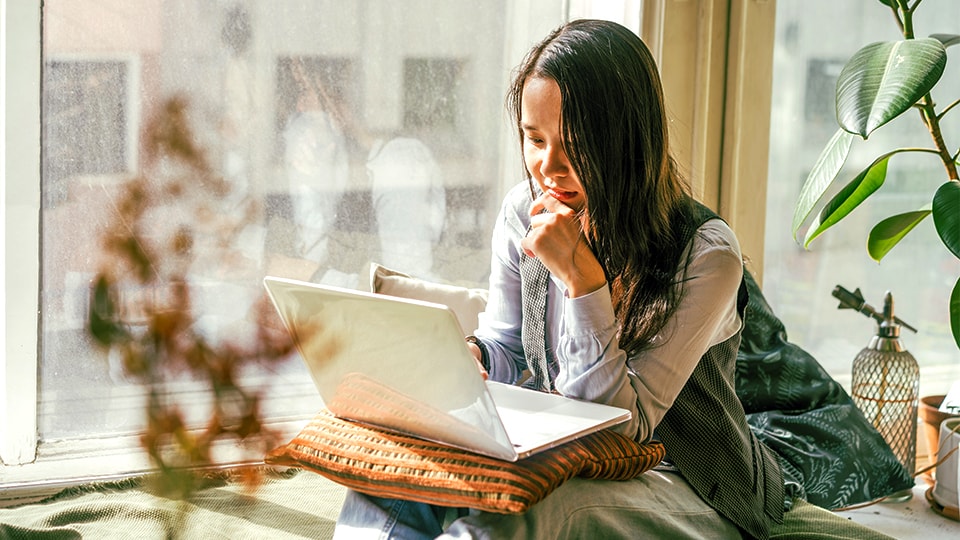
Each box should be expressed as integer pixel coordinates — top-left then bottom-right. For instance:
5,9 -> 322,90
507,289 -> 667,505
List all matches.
474,182 -> 744,442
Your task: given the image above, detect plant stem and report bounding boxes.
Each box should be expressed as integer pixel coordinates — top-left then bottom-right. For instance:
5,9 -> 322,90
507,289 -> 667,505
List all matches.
900,0 -> 957,180
938,98 -> 960,121
918,96 -> 960,180
890,2 -> 906,34
889,147 -> 943,156
900,1 -> 915,38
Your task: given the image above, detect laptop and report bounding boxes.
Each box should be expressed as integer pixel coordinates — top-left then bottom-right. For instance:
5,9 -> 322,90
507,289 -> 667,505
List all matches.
262,276 -> 631,462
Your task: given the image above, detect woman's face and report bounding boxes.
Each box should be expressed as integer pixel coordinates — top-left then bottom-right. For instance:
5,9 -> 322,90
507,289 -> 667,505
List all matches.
520,76 -> 586,212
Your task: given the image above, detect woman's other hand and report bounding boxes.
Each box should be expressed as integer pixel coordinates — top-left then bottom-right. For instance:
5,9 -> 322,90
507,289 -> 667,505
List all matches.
466,340 -> 488,379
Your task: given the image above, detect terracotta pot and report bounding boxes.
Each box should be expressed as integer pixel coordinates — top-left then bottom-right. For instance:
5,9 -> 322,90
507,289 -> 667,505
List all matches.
920,395 -> 960,473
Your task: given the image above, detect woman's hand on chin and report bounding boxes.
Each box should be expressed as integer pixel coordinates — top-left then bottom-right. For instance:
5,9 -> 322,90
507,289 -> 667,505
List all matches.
521,193 -> 606,297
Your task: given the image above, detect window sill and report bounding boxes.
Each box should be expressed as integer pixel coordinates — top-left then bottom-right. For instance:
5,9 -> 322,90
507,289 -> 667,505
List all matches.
0,418 -> 310,508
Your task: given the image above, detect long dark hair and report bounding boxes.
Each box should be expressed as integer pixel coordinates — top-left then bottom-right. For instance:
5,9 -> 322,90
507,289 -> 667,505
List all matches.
507,19 -> 697,355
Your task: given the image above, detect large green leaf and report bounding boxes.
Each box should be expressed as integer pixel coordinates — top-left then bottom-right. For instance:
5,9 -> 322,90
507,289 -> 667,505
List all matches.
867,209 -> 931,261
804,155 -> 890,248
836,39 -> 946,138
933,181 -> 960,259
930,34 -> 960,48
793,129 -> 854,241
951,276 -> 960,351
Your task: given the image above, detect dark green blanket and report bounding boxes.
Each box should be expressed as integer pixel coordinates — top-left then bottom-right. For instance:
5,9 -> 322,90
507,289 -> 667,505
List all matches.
736,271 -> 914,510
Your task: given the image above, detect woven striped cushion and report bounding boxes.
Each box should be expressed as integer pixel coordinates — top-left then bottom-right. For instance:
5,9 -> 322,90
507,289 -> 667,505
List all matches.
265,409 -> 665,514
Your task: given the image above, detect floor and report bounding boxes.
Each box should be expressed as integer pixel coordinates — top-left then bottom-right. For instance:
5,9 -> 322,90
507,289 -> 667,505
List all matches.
842,475 -> 960,538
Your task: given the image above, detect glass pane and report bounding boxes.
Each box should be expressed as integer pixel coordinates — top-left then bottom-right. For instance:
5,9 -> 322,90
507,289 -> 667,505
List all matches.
766,1 -> 960,394
38,0 -> 573,441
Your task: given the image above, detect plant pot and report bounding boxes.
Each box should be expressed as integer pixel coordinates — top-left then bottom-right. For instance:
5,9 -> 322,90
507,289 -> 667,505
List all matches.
920,395 -> 960,474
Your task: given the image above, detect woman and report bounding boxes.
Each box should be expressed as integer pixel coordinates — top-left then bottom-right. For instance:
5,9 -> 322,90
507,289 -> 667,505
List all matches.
335,19 -> 892,540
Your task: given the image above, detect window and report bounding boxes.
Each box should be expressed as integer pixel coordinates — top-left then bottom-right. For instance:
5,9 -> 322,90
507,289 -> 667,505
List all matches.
764,0 -> 960,395
1,0 -> 641,491
32,0 -> 521,470
8,0 -> 955,497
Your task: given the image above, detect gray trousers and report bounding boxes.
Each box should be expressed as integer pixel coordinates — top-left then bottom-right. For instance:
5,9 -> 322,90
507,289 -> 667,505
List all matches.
336,469 -> 896,539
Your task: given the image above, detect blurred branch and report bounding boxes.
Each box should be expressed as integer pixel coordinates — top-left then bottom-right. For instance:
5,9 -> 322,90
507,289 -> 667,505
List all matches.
88,95 -> 295,498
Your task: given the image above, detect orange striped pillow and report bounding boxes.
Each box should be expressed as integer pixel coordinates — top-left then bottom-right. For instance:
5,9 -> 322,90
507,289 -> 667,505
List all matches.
265,409 -> 665,514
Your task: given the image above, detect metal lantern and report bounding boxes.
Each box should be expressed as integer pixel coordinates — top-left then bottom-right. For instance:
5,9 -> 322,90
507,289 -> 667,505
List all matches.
834,285 -> 920,499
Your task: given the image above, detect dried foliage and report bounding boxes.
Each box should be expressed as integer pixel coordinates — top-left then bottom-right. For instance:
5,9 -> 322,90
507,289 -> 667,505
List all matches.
88,96 -> 295,498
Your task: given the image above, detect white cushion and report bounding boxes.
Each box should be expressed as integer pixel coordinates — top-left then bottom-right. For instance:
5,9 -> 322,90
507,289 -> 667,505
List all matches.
367,262 -> 488,335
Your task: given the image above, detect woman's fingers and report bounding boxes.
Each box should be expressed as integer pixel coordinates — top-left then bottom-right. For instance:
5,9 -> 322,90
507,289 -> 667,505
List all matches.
522,207 -> 581,269
522,191 -> 604,296
529,191 -> 574,217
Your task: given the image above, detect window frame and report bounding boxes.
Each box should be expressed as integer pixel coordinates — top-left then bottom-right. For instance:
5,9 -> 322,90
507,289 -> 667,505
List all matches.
2,0 -> 42,470
645,0 -> 775,284
1,0 -> 774,494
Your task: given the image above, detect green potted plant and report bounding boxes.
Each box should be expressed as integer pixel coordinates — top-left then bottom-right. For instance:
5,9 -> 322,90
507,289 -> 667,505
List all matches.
793,0 -> 959,351
792,0 -> 960,467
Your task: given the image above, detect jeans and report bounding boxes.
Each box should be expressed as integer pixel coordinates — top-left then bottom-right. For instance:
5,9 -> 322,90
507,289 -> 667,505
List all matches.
334,469 -> 743,539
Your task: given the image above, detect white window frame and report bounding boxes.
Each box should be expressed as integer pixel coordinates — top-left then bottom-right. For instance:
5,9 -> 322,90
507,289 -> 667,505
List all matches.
2,0 -> 42,470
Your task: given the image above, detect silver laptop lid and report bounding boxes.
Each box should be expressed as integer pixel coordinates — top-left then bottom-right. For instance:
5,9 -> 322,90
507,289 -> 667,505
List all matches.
262,276 -> 517,460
